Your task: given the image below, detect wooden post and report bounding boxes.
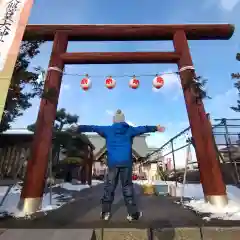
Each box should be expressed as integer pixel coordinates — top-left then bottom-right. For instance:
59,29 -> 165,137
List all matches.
80,166 -> 87,184
87,148 -> 94,186
19,32 -> 68,214
173,30 -> 228,207
170,140 -> 177,187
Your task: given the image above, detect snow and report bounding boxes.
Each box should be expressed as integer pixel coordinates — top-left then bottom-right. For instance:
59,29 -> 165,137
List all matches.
135,180 -> 240,221
0,180 -> 103,218
2,179 -> 240,221
184,199 -> 240,221
2,129 -> 33,135
175,183 -> 240,221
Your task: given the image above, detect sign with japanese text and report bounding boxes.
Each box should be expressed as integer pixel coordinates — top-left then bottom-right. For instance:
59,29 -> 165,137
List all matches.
0,0 -> 33,122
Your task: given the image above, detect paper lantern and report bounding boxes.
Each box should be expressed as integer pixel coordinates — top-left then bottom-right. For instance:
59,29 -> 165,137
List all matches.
153,75 -> 164,89
105,76 -> 116,89
129,76 -> 140,89
80,76 -> 91,91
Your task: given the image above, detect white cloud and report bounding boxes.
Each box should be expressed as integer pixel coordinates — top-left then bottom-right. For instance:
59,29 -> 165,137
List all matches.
206,88 -> 239,119
36,72 -> 45,84
162,72 -> 181,89
62,84 -> 71,91
219,0 -> 240,11
152,70 -> 182,100
146,132 -> 169,148
204,0 -> 240,11
105,109 -> 114,116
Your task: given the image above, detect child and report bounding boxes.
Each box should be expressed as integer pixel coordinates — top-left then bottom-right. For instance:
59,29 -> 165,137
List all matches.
71,109 -> 165,221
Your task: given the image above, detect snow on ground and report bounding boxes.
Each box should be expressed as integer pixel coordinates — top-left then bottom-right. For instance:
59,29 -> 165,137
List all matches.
134,180 -> 240,221
0,180 -> 103,218
175,183 -> 240,220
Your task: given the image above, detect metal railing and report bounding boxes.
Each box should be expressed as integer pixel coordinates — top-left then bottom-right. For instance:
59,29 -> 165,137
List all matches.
143,118 -> 240,185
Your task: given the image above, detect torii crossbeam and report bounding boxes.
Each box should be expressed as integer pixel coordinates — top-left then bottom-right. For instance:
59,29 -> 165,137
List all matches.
20,24 -> 234,214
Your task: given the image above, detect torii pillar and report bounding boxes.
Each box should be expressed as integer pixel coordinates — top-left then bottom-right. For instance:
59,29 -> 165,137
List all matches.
19,32 -> 68,213
173,31 -> 227,206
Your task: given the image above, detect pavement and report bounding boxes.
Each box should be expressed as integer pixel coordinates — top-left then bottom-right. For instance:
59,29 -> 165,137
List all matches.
0,182 -> 240,239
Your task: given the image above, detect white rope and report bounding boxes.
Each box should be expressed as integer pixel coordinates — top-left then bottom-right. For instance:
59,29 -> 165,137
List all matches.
47,66 -> 63,73
179,66 -> 195,72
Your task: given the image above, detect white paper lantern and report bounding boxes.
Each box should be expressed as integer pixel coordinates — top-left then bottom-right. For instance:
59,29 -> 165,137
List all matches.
105,77 -> 116,89
153,75 -> 164,89
129,76 -> 140,89
80,76 -> 91,91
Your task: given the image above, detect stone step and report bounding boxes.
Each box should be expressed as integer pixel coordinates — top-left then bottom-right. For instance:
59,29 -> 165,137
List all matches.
93,227 -> 240,240
94,228 -> 149,240
0,229 -> 94,240
0,227 -> 240,240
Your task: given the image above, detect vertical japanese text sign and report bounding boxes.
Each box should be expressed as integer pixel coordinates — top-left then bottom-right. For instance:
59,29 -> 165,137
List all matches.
0,0 -> 34,122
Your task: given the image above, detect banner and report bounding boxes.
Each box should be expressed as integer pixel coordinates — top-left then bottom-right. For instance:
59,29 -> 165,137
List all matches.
0,0 -> 34,122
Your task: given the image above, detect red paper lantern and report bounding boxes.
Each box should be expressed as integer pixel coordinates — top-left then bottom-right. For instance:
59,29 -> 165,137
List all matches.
153,75 -> 164,89
105,76 -> 116,89
129,76 -> 140,89
80,76 -> 91,91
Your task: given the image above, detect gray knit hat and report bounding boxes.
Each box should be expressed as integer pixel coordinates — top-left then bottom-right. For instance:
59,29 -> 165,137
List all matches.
113,109 -> 125,123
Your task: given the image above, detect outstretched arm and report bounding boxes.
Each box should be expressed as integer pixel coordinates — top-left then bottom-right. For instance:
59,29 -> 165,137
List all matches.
130,125 -> 165,137
77,125 -> 109,137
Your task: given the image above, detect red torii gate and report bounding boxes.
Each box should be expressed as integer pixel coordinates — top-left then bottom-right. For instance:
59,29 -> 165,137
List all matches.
19,24 -> 234,214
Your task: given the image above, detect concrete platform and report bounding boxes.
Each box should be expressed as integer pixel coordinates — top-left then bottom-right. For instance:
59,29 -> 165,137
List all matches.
0,183 -> 240,239
0,183 -> 203,229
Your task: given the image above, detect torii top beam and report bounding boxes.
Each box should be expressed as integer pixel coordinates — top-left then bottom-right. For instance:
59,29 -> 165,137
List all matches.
23,24 -> 234,41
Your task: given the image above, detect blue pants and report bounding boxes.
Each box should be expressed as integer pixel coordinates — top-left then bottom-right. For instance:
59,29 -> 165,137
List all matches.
101,166 -> 138,215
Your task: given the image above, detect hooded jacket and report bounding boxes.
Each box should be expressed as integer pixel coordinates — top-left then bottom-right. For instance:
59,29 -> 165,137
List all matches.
77,122 -> 157,168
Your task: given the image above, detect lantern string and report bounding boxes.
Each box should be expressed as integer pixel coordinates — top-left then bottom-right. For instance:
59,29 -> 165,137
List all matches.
61,70 -> 180,78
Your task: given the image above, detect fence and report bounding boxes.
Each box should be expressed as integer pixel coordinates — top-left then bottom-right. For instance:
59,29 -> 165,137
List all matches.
144,118 -> 240,186
0,146 -> 29,180
0,134 -> 91,181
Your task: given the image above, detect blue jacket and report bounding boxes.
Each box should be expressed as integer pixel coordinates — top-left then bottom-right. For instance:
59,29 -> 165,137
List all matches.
77,122 -> 157,168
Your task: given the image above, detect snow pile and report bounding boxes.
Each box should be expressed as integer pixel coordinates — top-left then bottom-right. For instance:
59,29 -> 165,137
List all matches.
0,180 -> 103,218
184,199 -> 240,221
177,183 -> 240,221
133,180 -> 177,186
134,180 -> 240,220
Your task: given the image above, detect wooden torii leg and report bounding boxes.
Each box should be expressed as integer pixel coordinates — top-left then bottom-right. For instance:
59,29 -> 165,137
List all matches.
19,32 -> 68,214
173,30 -> 227,207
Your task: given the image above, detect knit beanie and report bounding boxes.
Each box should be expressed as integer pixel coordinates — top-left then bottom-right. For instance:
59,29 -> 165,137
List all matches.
113,109 -> 125,123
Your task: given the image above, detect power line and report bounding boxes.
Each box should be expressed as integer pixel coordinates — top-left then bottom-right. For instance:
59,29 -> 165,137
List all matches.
61,70 -> 180,79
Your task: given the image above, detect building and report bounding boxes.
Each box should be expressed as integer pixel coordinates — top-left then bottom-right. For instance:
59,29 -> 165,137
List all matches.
0,129 -> 157,180
88,133 -> 150,162
218,145 -> 240,164
89,133 -> 152,176
132,148 -> 165,182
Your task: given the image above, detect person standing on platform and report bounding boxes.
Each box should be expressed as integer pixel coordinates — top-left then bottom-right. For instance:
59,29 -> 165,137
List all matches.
70,109 -> 165,221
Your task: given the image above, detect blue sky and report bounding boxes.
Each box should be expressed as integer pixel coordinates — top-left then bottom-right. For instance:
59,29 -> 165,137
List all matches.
12,0 -> 240,162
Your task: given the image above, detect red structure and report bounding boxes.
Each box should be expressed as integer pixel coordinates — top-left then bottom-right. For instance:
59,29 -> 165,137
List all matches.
20,24 -> 234,213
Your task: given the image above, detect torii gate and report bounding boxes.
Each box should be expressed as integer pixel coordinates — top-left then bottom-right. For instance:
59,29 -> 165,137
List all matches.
19,24 -> 234,214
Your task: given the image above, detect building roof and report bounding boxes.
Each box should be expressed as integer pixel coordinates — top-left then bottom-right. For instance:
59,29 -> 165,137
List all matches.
88,134 -> 150,158
219,145 -> 239,153
1,129 -> 151,158
2,129 -> 33,135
